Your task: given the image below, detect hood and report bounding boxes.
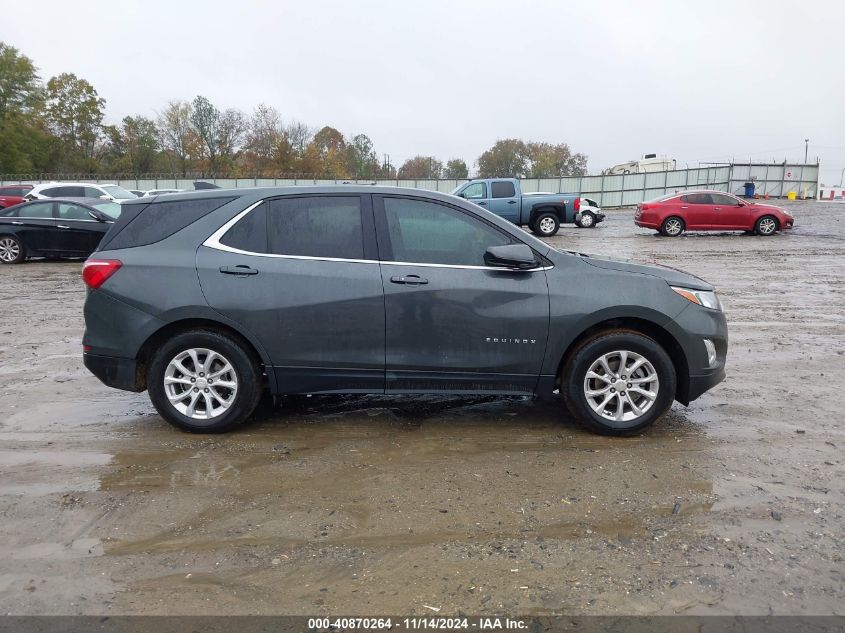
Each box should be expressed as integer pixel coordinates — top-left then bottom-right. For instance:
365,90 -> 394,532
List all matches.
566,251 -> 713,291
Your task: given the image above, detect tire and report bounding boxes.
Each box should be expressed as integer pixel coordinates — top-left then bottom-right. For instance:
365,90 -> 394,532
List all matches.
147,330 -> 263,433
754,215 -> 778,236
532,212 -> 560,237
577,212 -> 596,228
660,216 -> 685,237
0,235 -> 25,264
561,330 -> 676,436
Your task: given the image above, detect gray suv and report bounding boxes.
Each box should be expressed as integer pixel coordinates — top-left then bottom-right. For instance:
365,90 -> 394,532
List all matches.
82,187 -> 727,435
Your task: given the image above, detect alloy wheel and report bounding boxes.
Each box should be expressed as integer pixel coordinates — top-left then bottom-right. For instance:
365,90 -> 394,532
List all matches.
758,217 -> 777,235
664,218 -> 682,236
0,237 -> 20,263
583,350 -> 659,422
164,348 -> 239,420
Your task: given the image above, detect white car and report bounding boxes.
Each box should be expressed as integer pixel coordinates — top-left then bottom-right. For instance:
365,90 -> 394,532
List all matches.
25,182 -> 137,202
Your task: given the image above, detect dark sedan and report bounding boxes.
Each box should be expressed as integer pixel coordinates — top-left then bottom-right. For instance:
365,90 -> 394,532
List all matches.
0,198 -> 121,264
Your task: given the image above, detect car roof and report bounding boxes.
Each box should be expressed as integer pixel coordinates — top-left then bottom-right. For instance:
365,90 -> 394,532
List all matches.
123,185 -> 461,205
30,182 -> 117,190
24,197 -> 107,206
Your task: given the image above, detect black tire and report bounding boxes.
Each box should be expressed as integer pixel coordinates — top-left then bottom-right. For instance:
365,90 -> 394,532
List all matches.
660,216 -> 685,237
147,330 -> 263,433
561,330 -> 676,436
532,212 -> 560,237
754,215 -> 779,236
577,212 -> 596,228
0,234 -> 26,264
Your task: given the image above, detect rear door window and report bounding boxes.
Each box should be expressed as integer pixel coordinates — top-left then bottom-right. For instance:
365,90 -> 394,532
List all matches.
267,196 -> 364,260
84,186 -> 104,198
684,193 -> 714,204
21,202 -> 54,218
220,202 -> 268,253
490,181 -> 516,198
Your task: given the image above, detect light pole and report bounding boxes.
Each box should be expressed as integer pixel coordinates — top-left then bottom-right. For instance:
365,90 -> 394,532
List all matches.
804,138 -> 809,163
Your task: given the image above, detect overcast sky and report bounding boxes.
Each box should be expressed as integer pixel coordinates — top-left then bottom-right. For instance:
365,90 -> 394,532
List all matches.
5,0 -> 844,182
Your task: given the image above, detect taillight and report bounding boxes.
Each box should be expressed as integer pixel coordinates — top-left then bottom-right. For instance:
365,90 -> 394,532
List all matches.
82,259 -> 122,289
573,197 -> 581,212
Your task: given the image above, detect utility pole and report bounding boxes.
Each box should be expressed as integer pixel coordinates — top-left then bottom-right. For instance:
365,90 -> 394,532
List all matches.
804,139 -> 809,164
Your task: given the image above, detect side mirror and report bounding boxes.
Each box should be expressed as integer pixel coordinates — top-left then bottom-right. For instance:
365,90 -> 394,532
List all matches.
99,194 -> 110,200
484,244 -> 538,270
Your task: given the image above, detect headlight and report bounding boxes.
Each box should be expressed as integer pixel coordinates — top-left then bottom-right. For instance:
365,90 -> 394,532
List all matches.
671,286 -> 722,310
781,209 -> 793,217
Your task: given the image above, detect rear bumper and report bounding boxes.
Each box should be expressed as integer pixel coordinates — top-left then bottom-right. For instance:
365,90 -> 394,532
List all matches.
634,216 -> 660,230
84,353 -> 142,392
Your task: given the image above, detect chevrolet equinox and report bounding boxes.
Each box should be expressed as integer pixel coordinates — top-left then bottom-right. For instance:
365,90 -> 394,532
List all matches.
82,187 -> 727,435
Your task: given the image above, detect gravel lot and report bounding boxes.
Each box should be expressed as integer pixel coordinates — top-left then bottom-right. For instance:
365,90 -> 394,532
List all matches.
0,200 -> 843,616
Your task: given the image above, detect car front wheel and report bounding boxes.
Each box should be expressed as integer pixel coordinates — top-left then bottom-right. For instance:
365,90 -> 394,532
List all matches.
0,235 -> 25,264
577,212 -> 596,228
562,331 -> 676,435
754,215 -> 778,236
147,330 -> 263,433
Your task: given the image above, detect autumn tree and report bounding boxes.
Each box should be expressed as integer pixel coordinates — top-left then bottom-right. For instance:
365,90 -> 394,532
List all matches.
157,100 -> 198,175
444,158 -> 468,179
397,155 -> 443,179
477,139 -> 528,178
346,134 -> 379,179
103,115 -> 160,173
525,141 -> 587,178
44,72 -> 105,162
190,96 -> 246,175
303,126 -> 347,176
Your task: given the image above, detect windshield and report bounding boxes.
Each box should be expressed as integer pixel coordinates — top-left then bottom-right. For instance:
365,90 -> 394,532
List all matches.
91,200 -> 122,219
101,185 -> 136,200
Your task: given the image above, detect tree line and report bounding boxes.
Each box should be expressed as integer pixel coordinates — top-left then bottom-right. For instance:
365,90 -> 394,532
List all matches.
0,42 -> 588,180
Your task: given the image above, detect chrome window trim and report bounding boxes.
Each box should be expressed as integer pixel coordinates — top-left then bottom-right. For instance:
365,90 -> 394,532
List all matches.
203,200 -> 553,272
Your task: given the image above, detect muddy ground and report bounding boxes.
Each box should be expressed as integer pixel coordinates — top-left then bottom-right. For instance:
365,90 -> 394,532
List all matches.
0,201 -> 843,616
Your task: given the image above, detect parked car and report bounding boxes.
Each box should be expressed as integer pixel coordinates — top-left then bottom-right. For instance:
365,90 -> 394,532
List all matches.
144,188 -> 184,196
82,186 -> 727,436
577,197 -> 604,228
129,190 -> 145,197
0,198 -> 121,264
25,182 -> 137,202
0,184 -> 34,209
451,178 -> 602,236
635,190 -> 795,236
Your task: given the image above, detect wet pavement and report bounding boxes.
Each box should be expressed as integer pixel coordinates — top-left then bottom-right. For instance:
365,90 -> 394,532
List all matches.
0,201 -> 843,615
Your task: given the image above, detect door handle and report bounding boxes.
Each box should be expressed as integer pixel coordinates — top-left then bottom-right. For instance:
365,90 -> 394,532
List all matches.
680,206 -> 688,209
11,221 -> 23,225
390,274 -> 428,285
507,200 -> 517,204
713,207 -> 721,211
477,201 -> 487,206
57,225 -> 70,229
219,265 -> 259,276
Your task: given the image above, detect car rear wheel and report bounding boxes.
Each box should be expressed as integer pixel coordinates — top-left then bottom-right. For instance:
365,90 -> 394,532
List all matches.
532,212 -> 560,237
754,215 -> 778,236
147,330 -> 262,433
577,212 -> 595,228
562,331 -> 676,436
0,235 -> 25,264
660,216 -> 685,237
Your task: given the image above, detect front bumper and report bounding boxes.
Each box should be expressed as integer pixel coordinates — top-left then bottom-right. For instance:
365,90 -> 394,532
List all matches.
84,352 -> 142,392
687,365 -> 727,403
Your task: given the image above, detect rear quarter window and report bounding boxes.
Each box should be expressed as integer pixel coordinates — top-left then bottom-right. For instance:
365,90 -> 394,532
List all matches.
100,196 -> 236,250
220,202 -> 268,252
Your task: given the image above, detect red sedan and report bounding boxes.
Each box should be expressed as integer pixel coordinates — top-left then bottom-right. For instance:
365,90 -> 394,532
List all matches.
0,184 -> 33,210
635,190 -> 795,236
